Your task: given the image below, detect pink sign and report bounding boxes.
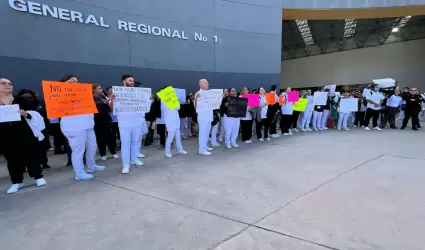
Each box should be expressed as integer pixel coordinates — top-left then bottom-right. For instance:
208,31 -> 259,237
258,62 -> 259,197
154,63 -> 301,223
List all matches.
241,94 -> 260,107
287,91 -> 299,103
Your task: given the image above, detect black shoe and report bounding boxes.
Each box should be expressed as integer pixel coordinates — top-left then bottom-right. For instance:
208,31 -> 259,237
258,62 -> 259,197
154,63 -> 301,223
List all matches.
417,125 -> 421,128
390,126 -> 397,129
42,164 -> 51,171
66,161 -> 72,167
400,127 -> 405,130
412,127 -> 418,131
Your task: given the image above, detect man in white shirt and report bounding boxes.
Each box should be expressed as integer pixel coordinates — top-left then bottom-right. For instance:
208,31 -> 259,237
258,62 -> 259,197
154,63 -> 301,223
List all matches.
381,88 -> 402,129
195,79 -> 214,156
364,84 -> 385,131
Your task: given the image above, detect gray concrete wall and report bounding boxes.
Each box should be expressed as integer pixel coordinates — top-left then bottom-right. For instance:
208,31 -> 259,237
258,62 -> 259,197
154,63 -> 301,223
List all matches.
280,39 -> 425,90
0,0 -> 282,94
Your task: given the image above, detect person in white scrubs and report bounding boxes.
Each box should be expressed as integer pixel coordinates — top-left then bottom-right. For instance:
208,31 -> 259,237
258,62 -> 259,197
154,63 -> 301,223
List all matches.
300,89 -> 314,131
195,79 -> 214,155
112,75 -> 144,174
221,88 -> 241,148
160,91 -> 187,158
320,88 -> 332,130
335,90 -> 350,131
59,75 -> 105,180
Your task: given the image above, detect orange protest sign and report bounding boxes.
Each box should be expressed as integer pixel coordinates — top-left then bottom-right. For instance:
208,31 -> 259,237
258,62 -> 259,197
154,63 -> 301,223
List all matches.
42,81 -> 98,119
265,93 -> 276,105
278,94 -> 286,106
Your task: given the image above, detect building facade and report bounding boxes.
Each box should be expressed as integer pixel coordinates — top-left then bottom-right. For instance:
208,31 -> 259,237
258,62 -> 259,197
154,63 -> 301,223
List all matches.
1,0 -> 421,93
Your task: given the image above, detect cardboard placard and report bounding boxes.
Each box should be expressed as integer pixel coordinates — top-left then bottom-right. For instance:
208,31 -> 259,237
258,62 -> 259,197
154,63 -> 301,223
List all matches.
227,97 -> 248,118
293,98 -> 308,112
157,86 -> 180,110
265,93 -> 276,105
196,89 -> 222,112
241,94 -> 260,107
42,81 -> 98,119
287,91 -> 300,103
0,104 -> 21,123
340,98 -> 358,113
113,86 -> 152,114
313,92 -> 327,106
174,88 -> 187,104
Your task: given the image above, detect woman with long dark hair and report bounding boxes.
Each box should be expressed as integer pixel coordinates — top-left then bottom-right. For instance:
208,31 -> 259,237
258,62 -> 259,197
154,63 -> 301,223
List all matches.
221,88 -> 240,148
0,78 -> 46,194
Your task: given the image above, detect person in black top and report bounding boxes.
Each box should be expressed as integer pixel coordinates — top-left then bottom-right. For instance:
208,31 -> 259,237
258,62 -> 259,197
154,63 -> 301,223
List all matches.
92,84 -> 118,160
17,89 -> 51,171
401,87 -> 423,130
0,78 -> 46,194
320,88 -> 333,130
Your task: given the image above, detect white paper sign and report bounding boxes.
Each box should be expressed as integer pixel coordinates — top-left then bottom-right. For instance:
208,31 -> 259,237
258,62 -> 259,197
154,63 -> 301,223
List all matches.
0,104 -> 21,123
174,88 -> 186,104
112,86 -> 152,114
313,92 -> 327,106
340,98 -> 358,113
325,84 -> 336,94
196,89 -> 222,113
373,78 -> 396,88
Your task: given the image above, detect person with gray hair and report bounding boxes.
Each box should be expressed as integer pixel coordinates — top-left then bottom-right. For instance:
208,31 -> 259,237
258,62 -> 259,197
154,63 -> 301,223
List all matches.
195,79 -> 214,155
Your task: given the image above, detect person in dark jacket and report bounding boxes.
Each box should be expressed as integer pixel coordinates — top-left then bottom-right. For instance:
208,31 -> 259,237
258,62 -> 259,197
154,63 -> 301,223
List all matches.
0,78 -> 46,194
17,89 -> 51,171
401,88 -> 423,130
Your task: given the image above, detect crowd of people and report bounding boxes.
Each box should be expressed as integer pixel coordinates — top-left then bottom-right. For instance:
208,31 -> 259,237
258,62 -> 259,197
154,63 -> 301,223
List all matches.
0,76 -> 424,194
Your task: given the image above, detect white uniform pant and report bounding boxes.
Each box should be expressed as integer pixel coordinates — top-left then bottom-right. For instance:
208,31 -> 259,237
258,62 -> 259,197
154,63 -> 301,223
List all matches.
180,118 -> 186,136
300,110 -> 313,129
219,120 -> 225,139
224,117 -> 240,145
211,123 -> 219,145
63,128 -> 97,175
338,112 -> 349,129
313,111 -> 323,129
120,125 -> 142,165
198,117 -> 212,153
321,109 -> 330,128
166,129 -> 183,153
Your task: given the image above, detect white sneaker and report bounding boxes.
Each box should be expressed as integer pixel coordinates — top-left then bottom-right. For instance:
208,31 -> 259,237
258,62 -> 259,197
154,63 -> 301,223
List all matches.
343,128 -> 350,131
364,127 -> 371,131
132,158 -> 144,166
121,165 -> 130,174
353,125 -> 357,128
271,134 -> 279,138
100,156 -> 107,161
211,143 -> 221,147
177,150 -> 188,155
199,151 -> 212,156
319,128 -> 324,131
226,144 -> 232,149
35,178 -> 47,187
113,154 -> 119,159
373,127 -> 382,131
181,136 -> 188,139
75,173 -> 94,181
361,125 -> 365,128
165,152 -> 173,158
259,138 -> 264,142
138,153 -> 145,158
313,128 -> 318,131
206,147 -> 213,151
289,132 -> 293,135
6,183 -> 23,194
218,137 -> 223,142
265,138 -> 271,141
338,128 -> 342,131
231,143 -> 239,148
307,128 -> 312,132
293,128 -> 299,132
323,127 -> 328,130
301,128 -> 307,132
87,165 -> 105,173
283,133 -> 290,136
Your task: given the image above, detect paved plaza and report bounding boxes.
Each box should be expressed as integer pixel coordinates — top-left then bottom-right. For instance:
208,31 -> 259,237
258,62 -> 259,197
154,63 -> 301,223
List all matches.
1,126 -> 424,250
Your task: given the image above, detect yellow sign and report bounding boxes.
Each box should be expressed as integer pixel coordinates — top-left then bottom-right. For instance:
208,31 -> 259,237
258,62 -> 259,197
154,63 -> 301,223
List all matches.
156,86 -> 180,110
293,98 -> 308,112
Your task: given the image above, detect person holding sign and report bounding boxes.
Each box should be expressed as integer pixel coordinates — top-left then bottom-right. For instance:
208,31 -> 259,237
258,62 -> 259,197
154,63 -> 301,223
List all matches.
364,84 -> 385,131
256,87 -> 270,141
220,88 -> 241,148
280,88 -> 294,136
111,75 -> 146,174
300,89 -> 314,132
195,79 -> 214,155
158,86 -> 188,158
56,75 -> 105,181
335,90 -> 351,131
0,78 -> 47,194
